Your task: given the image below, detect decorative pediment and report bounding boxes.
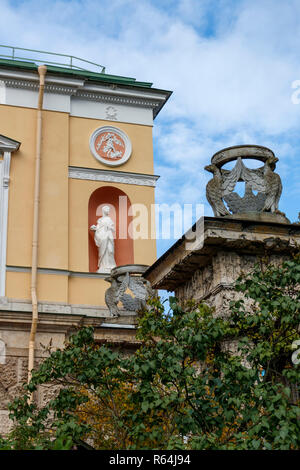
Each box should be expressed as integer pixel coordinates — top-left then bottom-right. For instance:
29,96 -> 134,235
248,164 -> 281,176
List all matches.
0,135 -> 21,153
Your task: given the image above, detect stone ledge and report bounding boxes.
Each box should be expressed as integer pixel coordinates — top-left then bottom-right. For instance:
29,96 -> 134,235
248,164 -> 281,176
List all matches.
227,212 -> 291,224
199,282 -> 234,301
0,311 -> 137,341
0,296 -> 135,318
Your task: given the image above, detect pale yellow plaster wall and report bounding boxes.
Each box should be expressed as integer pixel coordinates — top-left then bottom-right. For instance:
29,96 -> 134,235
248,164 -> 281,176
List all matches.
6,271 -> 68,303
1,104 -> 157,307
1,105 -> 36,267
68,277 -> 144,308
6,270 -> 106,306
2,105 -> 70,303
68,276 -> 107,306
2,106 -> 69,272
37,273 -> 68,303
5,271 -> 30,300
69,117 -> 154,175
38,111 -> 69,271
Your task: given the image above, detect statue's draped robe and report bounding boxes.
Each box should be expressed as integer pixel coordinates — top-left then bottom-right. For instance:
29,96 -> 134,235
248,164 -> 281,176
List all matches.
94,216 -> 116,272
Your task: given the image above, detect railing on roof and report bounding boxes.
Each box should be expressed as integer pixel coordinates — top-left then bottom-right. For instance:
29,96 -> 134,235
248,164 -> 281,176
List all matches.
0,44 -> 106,73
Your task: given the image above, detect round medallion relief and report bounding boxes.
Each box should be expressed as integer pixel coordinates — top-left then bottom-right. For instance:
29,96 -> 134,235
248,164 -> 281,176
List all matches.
90,126 -> 132,166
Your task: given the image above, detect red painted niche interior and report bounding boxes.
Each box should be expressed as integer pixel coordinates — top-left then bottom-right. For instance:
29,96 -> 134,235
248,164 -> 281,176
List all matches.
88,186 -> 134,272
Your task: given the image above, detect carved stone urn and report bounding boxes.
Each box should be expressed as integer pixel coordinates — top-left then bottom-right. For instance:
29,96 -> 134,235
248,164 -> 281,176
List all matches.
104,264 -> 154,317
204,145 -> 290,224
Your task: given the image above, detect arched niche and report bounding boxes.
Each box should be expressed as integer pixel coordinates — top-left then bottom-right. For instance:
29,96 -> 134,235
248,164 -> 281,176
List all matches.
88,186 -> 134,272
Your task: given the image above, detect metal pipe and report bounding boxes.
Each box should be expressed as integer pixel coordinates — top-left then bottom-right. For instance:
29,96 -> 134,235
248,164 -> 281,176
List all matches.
27,65 -> 47,397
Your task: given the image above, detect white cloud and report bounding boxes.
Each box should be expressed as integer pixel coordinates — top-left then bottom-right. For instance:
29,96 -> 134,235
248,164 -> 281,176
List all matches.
0,0 -> 299,226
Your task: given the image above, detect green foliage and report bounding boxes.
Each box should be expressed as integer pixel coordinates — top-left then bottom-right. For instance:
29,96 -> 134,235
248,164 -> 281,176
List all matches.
0,427 -> 74,450
1,255 -> 299,450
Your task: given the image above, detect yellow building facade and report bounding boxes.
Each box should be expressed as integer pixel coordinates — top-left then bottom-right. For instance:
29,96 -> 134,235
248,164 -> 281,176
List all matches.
0,54 -> 170,432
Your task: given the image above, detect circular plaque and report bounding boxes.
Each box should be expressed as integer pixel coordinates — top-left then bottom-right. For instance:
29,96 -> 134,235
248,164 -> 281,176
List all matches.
90,126 -> 132,166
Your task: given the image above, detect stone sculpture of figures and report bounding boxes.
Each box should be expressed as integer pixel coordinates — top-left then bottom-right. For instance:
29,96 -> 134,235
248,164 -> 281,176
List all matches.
241,155 -> 282,213
105,272 -> 130,317
90,205 -> 116,273
204,157 -> 243,217
204,145 -> 285,218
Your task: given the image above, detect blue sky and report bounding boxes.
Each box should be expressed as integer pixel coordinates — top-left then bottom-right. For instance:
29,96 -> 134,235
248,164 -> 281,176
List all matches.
1,0 -> 300,259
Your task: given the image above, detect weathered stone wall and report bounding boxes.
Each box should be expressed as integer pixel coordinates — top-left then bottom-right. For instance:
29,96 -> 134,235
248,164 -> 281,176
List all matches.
0,311 -> 138,436
0,356 -> 29,434
175,250 -> 289,316
0,336 -> 61,435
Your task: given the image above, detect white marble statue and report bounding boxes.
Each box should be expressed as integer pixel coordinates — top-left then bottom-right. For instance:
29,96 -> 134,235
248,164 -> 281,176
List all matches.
90,205 -> 117,273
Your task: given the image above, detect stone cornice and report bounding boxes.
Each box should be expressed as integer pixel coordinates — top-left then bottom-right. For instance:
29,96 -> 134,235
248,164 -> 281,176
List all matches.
2,78 -> 79,95
68,166 -> 160,187
144,216 -> 300,290
83,83 -> 167,101
0,68 -> 84,85
0,296 -> 136,319
0,67 -> 169,112
75,90 -> 162,108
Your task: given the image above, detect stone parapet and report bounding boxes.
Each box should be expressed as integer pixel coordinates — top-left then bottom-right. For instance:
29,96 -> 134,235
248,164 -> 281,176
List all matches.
144,216 -> 300,315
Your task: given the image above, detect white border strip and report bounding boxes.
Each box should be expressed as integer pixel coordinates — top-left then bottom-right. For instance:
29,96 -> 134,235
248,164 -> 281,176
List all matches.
0,152 -> 11,296
68,166 -> 159,187
99,323 -> 136,329
89,126 -> 132,167
0,296 -> 136,320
